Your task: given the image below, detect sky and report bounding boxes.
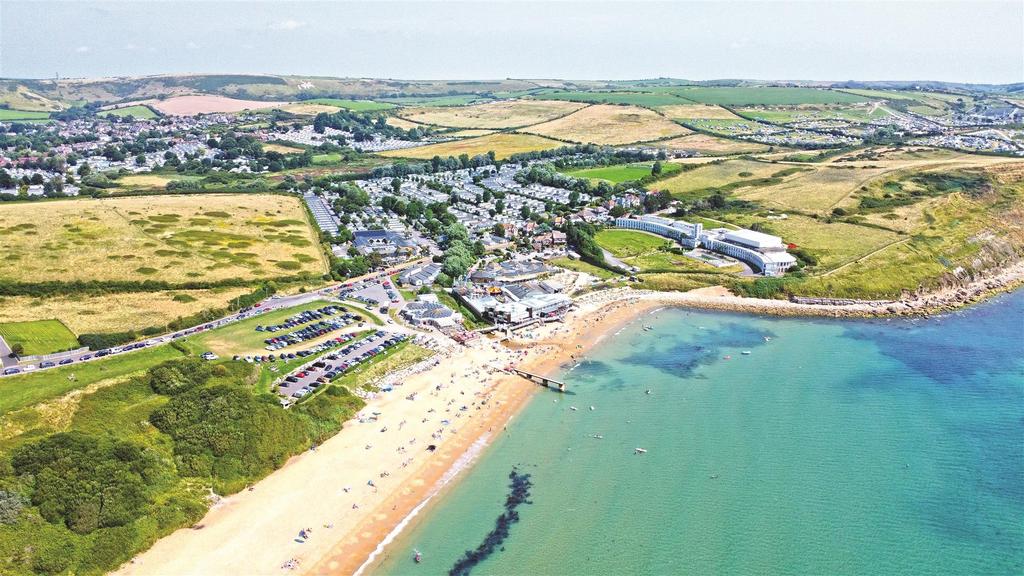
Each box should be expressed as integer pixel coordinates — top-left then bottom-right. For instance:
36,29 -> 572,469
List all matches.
1,1 -> 1021,83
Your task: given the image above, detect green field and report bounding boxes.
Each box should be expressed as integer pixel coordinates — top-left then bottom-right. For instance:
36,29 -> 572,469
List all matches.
380,95 -> 495,107
595,229 -> 673,258
0,108 -> 51,121
660,87 -> 871,106
734,105 -> 891,124
549,257 -> 619,280
595,229 -> 741,291
531,90 -> 690,107
182,300 -> 381,357
0,344 -> 184,414
564,162 -> 682,184
0,319 -> 79,356
302,98 -> 396,111
101,105 -> 158,119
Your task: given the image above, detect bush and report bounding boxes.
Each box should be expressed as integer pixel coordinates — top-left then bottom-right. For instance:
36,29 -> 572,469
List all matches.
0,490 -> 27,525
146,358 -> 213,395
31,537 -> 76,575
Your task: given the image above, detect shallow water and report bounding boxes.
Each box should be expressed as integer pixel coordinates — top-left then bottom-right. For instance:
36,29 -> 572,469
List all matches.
371,292 -> 1024,575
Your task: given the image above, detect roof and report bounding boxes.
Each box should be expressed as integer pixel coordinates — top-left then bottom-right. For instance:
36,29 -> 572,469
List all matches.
723,229 -> 784,249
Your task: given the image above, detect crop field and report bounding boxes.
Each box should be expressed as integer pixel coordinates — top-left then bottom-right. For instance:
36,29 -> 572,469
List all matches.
385,116 -> 426,130
446,129 -> 497,138
381,95 -> 495,107
0,287 -> 252,335
300,98 -> 396,111
655,133 -> 771,155
117,173 -> 205,189
0,108 -> 50,121
734,105 -> 891,124
142,95 -> 288,115
378,132 -> 562,160
524,104 -> 689,145
396,99 -> 585,129
263,142 -> 305,154
564,162 -> 681,184
661,86 -> 871,106
530,90 -> 691,107
656,104 -> 742,120
0,194 -> 325,284
0,319 -> 79,356
183,300 -> 380,357
279,103 -> 344,115
656,159 -> 789,198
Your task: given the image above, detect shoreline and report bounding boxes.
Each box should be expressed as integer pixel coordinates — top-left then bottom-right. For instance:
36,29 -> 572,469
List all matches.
111,265 -> 1023,576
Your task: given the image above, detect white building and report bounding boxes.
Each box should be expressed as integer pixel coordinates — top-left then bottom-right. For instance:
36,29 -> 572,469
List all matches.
699,228 -> 797,276
615,215 -> 702,248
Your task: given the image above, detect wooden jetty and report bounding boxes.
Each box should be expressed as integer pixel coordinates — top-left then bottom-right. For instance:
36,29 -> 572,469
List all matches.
509,367 -> 566,392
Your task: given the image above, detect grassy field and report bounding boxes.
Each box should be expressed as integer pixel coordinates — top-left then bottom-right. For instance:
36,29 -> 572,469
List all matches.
116,173 -> 203,188
564,161 -> 681,184
0,344 -> 184,414
396,99 -> 585,129
549,257 -> 619,280
327,341 -> 433,393
662,86 -> 871,106
734,104 -> 891,125
735,164 -> 893,213
380,95 -> 495,107
656,159 -> 788,199
301,98 -> 396,111
101,105 -> 158,119
378,132 -> 562,160
385,116 -> 426,130
528,90 -> 691,107
595,229 -> 673,258
182,300 -> 380,357
0,108 -> 50,121
0,85 -> 65,111
655,133 -> 771,155
595,229 -> 741,291
0,319 -> 79,356
0,194 -> 325,284
446,129 -> 497,138
0,287 -> 252,335
524,104 -> 689,145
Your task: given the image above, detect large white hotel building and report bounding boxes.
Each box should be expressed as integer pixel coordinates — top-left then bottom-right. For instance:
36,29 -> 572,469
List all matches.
615,215 -> 796,276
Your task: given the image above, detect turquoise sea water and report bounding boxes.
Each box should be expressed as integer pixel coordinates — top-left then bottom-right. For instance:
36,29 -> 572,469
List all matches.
371,292 -> 1024,575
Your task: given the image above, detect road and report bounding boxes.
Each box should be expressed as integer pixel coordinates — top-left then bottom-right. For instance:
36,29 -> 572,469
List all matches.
0,258 -> 428,378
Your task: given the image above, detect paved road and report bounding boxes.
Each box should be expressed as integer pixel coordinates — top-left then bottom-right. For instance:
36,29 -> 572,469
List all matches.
0,259 -> 428,378
0,336 -> 15,369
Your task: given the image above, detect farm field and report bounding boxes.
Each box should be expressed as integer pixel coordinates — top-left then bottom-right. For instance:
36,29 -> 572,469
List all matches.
523,104 -> 689,145
0,194 -> 325,284
395,99 -> 585,129
564,162 -> 681,184
182,300 -> 380,357
379,95 -> 495,107
117,173 -> 203,188
657,104 -> 742,120
655,159 -> 791,198
0,108 -> 50,121
0,319 -> 79,356
734,105 -> 891,124
300,98 -> 396,111
385,116 -> 426,130
140,95 -> 288,115
378,132 -> 562,160
655,133 -> 771,155
279,103 -> 342,115
660,86 -> 872,106
446,129 -> 497,138
529,90 -> 691,107
0,287 -> 252,335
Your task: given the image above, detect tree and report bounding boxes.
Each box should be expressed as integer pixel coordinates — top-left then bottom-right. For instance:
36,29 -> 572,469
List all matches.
76,164 -> 91,177
520,205 -> 531,219
391,177 -> 402,195
135,154 -> 146,167
651,161 -> 663,176
568,190 -> 580,207
491,223 -> 505,238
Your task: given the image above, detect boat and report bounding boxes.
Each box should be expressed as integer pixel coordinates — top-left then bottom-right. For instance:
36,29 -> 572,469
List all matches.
590,406 -> 595,411
414,550 -> 422,563
634,448 -> 647,454
645,389 -> 652,395
570,406 -> 578,411
592,434 -> 604,439
723,355 -> 731,360
741,351 -> 751,355
764,336 -> 771,342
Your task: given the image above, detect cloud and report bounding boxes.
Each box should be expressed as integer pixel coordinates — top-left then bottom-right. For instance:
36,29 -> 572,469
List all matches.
75,45 -> 90,53
270,19 -> 306,31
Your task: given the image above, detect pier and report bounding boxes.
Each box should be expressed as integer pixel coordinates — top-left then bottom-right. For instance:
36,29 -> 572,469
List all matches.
509,367 -> 566,392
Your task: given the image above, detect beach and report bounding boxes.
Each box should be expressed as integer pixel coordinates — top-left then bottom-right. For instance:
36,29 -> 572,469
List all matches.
112,261 -> 1024,576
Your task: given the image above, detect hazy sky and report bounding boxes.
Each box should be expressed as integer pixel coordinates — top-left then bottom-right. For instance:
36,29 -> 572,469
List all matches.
1,1 -> 1021,83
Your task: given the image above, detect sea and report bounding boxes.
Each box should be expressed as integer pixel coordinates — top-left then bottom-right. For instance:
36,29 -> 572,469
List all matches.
370,291 -> 1024,576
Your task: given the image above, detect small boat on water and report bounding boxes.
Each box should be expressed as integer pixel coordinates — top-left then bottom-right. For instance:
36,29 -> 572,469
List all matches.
645,389 -> 652,395
723,355 -> 732,360
634,447 -> 647,454
764,336 -> 771,342
414,549 -> 422,563
592,434 -> 604,439
590,406 -> 595,411
570,406 -> 578,411
741,351 -> 751,355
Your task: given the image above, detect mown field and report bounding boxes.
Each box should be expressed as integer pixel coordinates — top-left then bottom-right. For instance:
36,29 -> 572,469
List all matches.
0,194 -> 326,284
101,105 -> 158,119
523,104 -> 688,145
262,142 -> 305,154
0,109 -> 51,121
0,287 -> 253,335
378,132 -> 562,160
0,319 -> 79,356
655,159 -> 793,199
395,99 -> 585,129
656,104 -> 743,120
595,229 -> 742,291
564,162 -> 681,184
300,98 -> 395,111
655,133 -> 771,155
528,90 -> 691,107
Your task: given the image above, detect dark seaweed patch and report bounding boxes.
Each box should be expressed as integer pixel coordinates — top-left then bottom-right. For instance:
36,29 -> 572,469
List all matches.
448,468 -> 532,576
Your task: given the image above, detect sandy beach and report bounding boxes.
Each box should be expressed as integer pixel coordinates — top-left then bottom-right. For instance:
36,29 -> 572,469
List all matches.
112,259 -> 1024,576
